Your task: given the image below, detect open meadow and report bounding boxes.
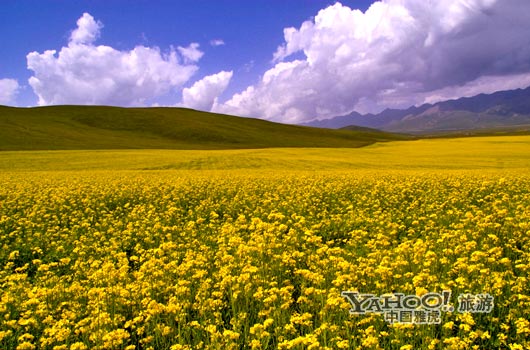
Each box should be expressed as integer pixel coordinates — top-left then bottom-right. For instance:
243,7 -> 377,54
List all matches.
1,136 -> 530,349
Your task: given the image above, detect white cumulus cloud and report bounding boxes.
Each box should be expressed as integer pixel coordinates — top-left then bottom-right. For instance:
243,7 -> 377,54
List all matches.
218,0 -> 530,123
27,13 -> 201,106
0,79 -> 19,105
177,43 -> 204,63
182,71 -> 233,111
70,12 -> 102,45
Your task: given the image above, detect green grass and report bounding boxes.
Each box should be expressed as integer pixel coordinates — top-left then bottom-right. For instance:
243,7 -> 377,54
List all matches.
414,124 -> 530,138
0,105 -> 408,150
1,135 -> 529,172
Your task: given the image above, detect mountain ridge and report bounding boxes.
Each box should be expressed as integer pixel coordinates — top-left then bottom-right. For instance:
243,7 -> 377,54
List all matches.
303,86 -> 530,133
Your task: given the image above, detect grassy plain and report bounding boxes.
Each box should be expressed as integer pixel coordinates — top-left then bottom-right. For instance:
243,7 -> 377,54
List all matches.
1,136 -> 530,350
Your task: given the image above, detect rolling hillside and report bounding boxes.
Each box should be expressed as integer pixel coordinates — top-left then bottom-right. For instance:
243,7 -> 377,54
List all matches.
0,105 -> 408,151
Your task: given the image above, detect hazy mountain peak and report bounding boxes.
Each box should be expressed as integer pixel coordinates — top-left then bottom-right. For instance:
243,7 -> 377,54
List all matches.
302,86 -> 530,133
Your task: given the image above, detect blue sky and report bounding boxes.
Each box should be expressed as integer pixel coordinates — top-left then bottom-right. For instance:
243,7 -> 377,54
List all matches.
1,1 -> 372,109
2,0 -> 530,123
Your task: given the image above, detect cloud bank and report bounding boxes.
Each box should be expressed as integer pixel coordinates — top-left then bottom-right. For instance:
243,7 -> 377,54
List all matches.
27,13 -> 201,106
182,70 -> 233,111
217,0 -> 530,123
0,79 -> 19,105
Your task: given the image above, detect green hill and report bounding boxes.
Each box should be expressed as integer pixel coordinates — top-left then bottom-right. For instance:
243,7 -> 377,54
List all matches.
0,105 -> 407,150
339,124 -> 412,138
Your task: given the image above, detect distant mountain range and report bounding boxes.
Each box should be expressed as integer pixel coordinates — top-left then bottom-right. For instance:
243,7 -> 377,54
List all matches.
303,86 -> 530,134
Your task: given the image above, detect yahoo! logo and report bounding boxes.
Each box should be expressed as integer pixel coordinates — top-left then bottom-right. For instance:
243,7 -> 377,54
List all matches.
341,291 -> 493,324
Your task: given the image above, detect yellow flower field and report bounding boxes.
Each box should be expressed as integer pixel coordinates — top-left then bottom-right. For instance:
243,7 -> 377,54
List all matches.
1,137 -> 530,349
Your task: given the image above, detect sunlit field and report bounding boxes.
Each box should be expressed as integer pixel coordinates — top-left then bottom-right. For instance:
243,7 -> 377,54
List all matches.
1,136 -> 530,349
1,136 -> 529,172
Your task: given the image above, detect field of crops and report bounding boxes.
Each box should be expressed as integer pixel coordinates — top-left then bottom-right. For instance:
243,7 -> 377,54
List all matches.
1,136 -> 530,349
